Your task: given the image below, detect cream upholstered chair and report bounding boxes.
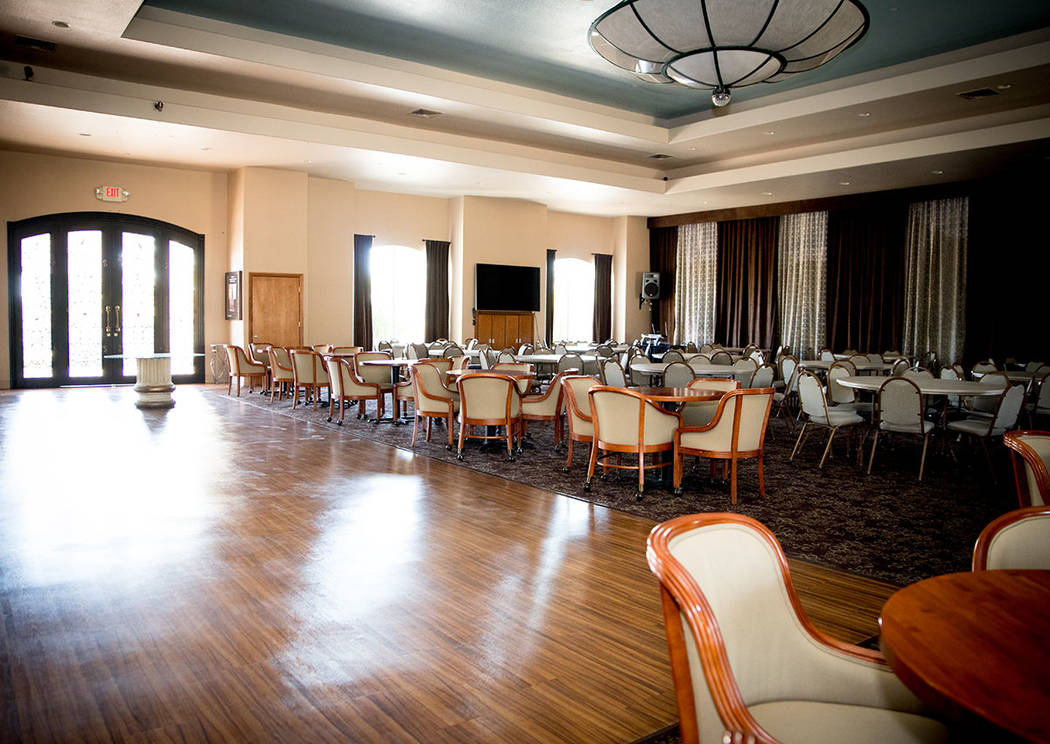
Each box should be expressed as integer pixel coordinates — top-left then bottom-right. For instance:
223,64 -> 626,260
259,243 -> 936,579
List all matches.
709,350 -> 733,365
557,352 -> 584,374
267,346 -> 295,402
866,352 -> 883,363
966,370 -> 1009,418
561,375 -> 601,471
600,358 -> 628,387
455,372 -> 523,460
663,361 -> 695,388
972,359 -> 998,376
827,361 -> 872,417
747,363 -> 775,389
493,362 -> 534,394
450,355 -> 471,371
773,355 -> 799,419
224,344 -> 266,397
521,371 -> 570,447
289,349 -> 330,409
647,513 -> 949,744
902,367 -> 933,381
354,351 -> 396,416
819,347 -> 835,361
890,358 -> 909,376
972,506 -> 1050,570
680,378 -> 739,428
406,342 -> 429,360
748,349 -> 765,365
673,388 -> 774,505
662,349 -> 686,364
791,371 -> 866,468
585,386 -> 680,495
410,361 -> 460,447
1003,430 -> 1050,507
731,357 -> 758,386
249,342 -> 272,390
868,377 -> 935,480
326,356 -> 383,424
397,358 -> 452,417
329,345 -> 362,355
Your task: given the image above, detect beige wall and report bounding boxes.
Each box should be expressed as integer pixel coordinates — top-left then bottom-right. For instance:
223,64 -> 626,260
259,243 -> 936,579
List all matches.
227,168 -> 246,347
0,149 -> 228,387
448,197 -> 465,341
613,216 -> 651,343
547,210 -> 616,262
307,176 -> 356,345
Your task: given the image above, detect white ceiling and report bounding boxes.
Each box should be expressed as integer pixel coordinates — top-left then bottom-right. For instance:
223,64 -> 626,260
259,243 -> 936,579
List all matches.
0,1 -> 1048,217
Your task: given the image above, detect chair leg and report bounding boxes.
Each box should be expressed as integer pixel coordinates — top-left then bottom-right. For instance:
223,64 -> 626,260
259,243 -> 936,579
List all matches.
236,376 -> 242,397
790,421 -> 808,460
505,421 -> 515,460
672,446 -> 682,494
867,429 -> 880,475
565,438 -> 574,470
446,413 -> 454,447
729,456 -> 738,505
637,449 -> 645,494
918,434 -> 929,481
978,436 -> 996,484
457,419 -> 466,460
412,414 -> 420,446
757,453 -> 765,499
819,428 -> 837,469
584,441 -> 598,490
292,384 -> 298,408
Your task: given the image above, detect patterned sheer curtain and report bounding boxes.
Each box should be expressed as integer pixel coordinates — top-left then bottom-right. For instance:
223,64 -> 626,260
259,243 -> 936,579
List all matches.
903,197 -> 968,365
777,211 -> 827,360
673,222 -> 718,345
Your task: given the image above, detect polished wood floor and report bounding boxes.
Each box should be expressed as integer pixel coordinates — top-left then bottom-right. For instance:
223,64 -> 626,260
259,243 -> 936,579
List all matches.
0,386 -> 895,743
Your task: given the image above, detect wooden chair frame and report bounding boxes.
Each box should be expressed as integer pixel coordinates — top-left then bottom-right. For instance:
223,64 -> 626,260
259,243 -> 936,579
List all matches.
289,349 -> 330,410
455,372 -> 523,460
1003,429 -> 1050,507
326,357 -> 383,424
410,361 -> 457,447
520,371 -> 568,448
585,386 -> 680,495
561,375 -> 598,471
267,346 -> 295,403
972,504 -> 1050,570
647,513 -> 886,744
673,388 -> 773,505
224,344 -> 266,397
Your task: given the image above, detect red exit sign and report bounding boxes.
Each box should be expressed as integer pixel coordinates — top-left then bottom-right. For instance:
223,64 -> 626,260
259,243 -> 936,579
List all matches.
95,185 -> 129,202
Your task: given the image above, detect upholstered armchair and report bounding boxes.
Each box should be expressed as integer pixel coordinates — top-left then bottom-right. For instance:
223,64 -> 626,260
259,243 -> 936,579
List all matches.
972,505 -> 1050,570
224,344 -> 266,397
267,346 -> 294,402
1003,429 -> 1050,507
289,349 -> 330,409
411,361 -> 460,447
455,373 -> 522,460
521,371 -> 569,447
326,356 -> 382,424
561,375 -> 600,472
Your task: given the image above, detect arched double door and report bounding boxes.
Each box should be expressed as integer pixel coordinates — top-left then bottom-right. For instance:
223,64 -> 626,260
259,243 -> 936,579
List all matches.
8,212 -> 204,387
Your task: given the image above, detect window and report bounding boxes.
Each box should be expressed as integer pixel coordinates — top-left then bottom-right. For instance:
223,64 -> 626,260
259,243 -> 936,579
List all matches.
552,257 -> 594,342
370,244 -> 426,342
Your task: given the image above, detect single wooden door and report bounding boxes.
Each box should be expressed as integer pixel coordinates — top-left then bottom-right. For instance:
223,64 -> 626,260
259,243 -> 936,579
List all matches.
249,273 -> 302,349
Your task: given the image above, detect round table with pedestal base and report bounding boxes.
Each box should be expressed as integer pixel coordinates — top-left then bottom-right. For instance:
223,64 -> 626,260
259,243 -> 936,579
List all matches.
104,353 -> 202,409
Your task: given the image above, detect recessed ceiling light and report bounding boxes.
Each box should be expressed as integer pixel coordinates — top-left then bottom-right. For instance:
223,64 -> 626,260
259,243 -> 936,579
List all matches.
858,112 -> 871,117
761,191 -> 773,196
931,169 -> 944,175
78,132 -> 91,136
51,20 -> 69,28
997,83 -> 1012,90
763,130 -> 776,136
689,146 -> 697,151
200,146 -> 211,151
839,181 -> 851,186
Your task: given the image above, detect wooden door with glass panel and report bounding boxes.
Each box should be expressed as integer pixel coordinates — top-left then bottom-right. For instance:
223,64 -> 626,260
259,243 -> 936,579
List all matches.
8,212 -> 204,388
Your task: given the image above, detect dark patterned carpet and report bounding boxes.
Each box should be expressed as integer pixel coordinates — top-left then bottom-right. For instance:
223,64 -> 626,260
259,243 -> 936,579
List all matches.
211,385 -> 1016,588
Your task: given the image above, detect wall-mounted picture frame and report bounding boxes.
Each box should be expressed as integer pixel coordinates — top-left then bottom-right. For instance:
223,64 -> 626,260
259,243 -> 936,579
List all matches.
225,271 -> 242,320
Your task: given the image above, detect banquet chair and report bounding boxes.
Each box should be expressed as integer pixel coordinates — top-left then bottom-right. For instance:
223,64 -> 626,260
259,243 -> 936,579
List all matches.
406,342 -> 429,360
289,348 -> 330,410
662,349 -> 686,364
224,344 -> 266,397
521,371 -> 570,448
354,351 -> 396,417
748,349 -> 765,365
493,362 -> 534,394
939,364 -> 963,411
455,373 -> 523,460
972,506 -> 1050,570
868,377 -> 935,480
326,356 -> 383,424
700,344 -> 714,354
827,362 -> 871,417
517,343 -> 534,355
464,338 -> 478,350
890,358 -> 909,376
965,370 -> 1009,418
731,358 -> 758,386
479,349 -> 497,369
497,350 -> 517,363
819,348 -> 835,362
600,358 -> 629,387
554,342 -> 568,354
680,378 -> 739,428
595,344 -> 615,358
972,359 -> 998,376
741,343 -> 759,357
773,355 -> 799,419
747,363 -> 775,389
377,340 -> 393,352
561,375 -> 601,471
586,386 -> 680,495
1030,373 -> 1050,425
848,354 -> 869,369
673,388 -> 773,504
267,346 -> 295,402
311,343 -> 331,354
710,350 -> 733,365
397,358 -> 451,418
442,344 -> 464,358
902,367 -> 933,381
947,383 -> 1025,480
866,353 -> 884,363
647,513 -> 949,744
329,345 -> 362,355
450,355 -> 471,371
410,361 -> 459,447
663,361 -> 695,388
1002,430 -> 1050,507
557,352 -> 584,374
683,341 -> 699,353
791,371 -> 866,468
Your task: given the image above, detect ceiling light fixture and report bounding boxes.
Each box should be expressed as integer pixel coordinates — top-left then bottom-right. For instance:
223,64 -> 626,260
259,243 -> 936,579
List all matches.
589,0 -> 869,108
51,20 -> 69,28
761,191 -> 773,196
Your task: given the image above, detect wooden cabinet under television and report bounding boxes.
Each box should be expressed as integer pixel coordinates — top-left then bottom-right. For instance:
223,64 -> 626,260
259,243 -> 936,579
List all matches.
475,311 -> 534,350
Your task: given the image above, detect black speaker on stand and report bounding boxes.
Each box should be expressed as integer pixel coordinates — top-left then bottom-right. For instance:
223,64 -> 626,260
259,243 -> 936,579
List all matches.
641,272 -> 661,300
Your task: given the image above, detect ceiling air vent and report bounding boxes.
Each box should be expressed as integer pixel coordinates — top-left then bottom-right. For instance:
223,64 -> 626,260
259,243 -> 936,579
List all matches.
957,88 -> 999,100
410,108 -> 442,118
14,36 -> 57,53
648,153 -> 673,159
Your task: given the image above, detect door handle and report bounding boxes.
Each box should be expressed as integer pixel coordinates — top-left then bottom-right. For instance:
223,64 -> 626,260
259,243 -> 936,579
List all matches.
115,305 -> 121,334
105,305 -> 112,336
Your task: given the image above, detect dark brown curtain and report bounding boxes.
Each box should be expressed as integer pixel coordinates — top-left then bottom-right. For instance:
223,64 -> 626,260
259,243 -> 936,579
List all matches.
715,217 -> 780,349
825,206 -> 907,353
592,253 -> 612,342
649,226 -> 677,339
545,249 -> 556,344
353,234 -> 373,350
424,239 -> 450,341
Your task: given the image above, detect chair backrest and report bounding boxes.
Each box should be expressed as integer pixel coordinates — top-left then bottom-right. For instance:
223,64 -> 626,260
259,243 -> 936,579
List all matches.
377,340 -> 393,351
748,364 -> 775,389
1003,430 -> 1050,507
973,359 -> 998,375
561,375 -> 600,436
780,355 -> 799,393
479,349 -> 497,369
663,361 -> 695,388
747,349 -> 764,365
442,345 -> 464,358
290,349 -> 329,385
412,362 -> 454,414
522,371 -> 569,415
991,384 -> 1025,433
554,342 -> 568,354
827,362 -> 856,404
866,353 -> 883,363
517,343 -> 534,355
848,354 -> 868,368
688,377 -> 739,394
354,350 -> 393,386
687,354 -> 712,369
327,356 -> 375,398
312,343 -> 331,354
451,355 -> 471,371
558,352 -> 584,373
330,345 -> 362,355
429,358 -> 453,375
268,346 -> 293,380
694,389 -> 774,455
588,386 -> 679,447
797,371 -> 829,420
709,350 -> 733,365
457,373 -> 519,420
891,358 -> 909,376
700,343 -> 714,353
647,513 -> 892,744
601,358 -> 628,387
595,344 -> 615,358
497,350 -> 517,363
683,341 -> 699,353
730,358 -> 757,385
493,362 -> 532,374
972,506 -> 1050,570
249,343 -> 271,365
877,377 -> 923,431
939,366 -> 960,381
406,342 -> 429,360
819,348 -> 835,361
662,350 -> 685,364
902,367 -> 933,381
464,338 -> 478,350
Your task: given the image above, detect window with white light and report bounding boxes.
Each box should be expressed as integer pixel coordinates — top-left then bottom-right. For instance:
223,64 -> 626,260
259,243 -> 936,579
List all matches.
370,244 -> 426,343
552,257 -> 594,342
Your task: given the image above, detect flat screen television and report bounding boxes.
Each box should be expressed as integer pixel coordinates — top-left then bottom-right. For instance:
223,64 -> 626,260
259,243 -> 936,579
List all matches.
475,263 -> 541,312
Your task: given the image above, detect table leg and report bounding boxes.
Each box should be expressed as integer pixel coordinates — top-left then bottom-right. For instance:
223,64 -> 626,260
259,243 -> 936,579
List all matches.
134,356 -> 175,409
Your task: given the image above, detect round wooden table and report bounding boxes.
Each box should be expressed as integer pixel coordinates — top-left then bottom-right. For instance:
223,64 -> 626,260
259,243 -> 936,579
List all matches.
632,386 -> 725,403
880,570 -> 1050,743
